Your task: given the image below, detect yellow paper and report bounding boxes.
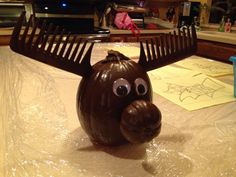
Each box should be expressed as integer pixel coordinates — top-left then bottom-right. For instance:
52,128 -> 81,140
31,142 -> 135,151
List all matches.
148,66 -> 235,111
175,55 -> 233,77
148,65 -> 200,80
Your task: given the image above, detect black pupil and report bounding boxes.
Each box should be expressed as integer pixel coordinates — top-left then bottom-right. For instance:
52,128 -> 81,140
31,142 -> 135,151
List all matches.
117,85 -> 128,96
137,84 -> 146,94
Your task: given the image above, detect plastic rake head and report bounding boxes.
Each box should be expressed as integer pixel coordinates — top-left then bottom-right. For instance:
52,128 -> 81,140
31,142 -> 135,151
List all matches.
10,11 -> 94,77
138,25 -> 197,71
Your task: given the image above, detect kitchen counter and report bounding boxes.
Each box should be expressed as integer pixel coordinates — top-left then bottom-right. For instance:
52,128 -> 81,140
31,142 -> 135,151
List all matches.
197,30 -> 236,45
110,28 -> 236,45
0,27 -> 171,36
1,43 -> 236,177
1,27 -> 236,45
109,27 -> 173,35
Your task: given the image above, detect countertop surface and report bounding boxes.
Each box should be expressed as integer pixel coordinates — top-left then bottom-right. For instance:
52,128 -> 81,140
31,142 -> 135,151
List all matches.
197,30 -> 236,45
1,27 -> 236,45
111,28 -> 236,45
0,27 -> 172,36
109,27 -> 173,34
1,43 -> 236,177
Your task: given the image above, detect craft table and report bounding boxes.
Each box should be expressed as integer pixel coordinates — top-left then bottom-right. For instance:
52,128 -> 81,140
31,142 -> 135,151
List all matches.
0,43 -> 236,177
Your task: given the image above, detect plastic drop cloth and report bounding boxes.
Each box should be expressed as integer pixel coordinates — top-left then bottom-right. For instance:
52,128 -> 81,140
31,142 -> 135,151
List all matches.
1,44 -> 236,177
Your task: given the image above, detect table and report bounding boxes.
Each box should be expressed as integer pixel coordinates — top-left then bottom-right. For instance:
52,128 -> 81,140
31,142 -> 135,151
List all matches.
1,43 -> 236,177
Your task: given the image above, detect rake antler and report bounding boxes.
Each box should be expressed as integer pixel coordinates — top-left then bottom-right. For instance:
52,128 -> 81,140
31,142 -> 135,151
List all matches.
10,11 -> 94,77
138,25 -> 197,71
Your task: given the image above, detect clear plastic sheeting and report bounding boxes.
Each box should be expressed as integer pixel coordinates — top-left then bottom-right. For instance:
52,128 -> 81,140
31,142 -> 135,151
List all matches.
1,44 -> 236,177
0,49 -> 79,177
143,122 -> 236,177
142,124 -> 193,177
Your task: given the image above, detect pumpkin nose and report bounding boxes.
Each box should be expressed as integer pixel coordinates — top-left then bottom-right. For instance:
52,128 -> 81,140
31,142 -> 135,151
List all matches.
120,100 -> 162,144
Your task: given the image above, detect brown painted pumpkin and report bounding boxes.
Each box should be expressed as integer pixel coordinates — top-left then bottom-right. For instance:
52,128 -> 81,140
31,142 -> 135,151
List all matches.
77,51 -> 162,145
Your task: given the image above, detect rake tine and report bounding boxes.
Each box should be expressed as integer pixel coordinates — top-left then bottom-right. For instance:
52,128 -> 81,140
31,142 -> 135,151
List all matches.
191,24 -> 197,50
169,32 -> 174,55
33,20 -> 47,50
187,26 -> 191,48
80,42 -> 94,69
10,11 -> 26,50
39,23 -> 54,52
75,41 -> 87,63
26,19 -> 39,49
164,33 -> 170,56
182,28 -> 187,53
64,35 -> 77,59
52,28 -> 65,56
71,38 -> 81,61
58,32 -> 71,58
21,15 -> 33,49
178,28 -> 183,53
12,12 -> 25,39
138,41 -> 147,65
146,40 -> 151,61
173,30 -> 178,53
150,39 -> 156,60
46,25 -> 60,54
159,35 -> 165,57
155,37 -> 161,59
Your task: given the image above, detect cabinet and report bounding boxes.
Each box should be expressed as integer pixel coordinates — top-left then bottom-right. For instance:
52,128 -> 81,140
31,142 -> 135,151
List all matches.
197,39 -> 236,63
0,35 -> 10,46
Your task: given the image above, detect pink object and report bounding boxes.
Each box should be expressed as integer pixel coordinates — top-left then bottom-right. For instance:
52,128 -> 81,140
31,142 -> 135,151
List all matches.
146,23 -> 158,29
114,12 -> 140,36
225,18 -> 232,32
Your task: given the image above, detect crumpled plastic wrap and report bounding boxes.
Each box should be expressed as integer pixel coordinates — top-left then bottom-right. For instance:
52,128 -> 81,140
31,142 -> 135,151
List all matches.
1,44 -> 236,177
142,122 -> 236,177
0,52 -> 78,177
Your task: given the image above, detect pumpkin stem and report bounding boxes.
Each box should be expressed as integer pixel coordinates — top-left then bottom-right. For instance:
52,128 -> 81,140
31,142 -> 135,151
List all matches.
105,50 -> 130,62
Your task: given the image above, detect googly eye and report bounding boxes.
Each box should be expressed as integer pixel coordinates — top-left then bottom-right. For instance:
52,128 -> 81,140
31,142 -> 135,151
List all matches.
135,78 -> 148,96
113,78 -> 131,97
